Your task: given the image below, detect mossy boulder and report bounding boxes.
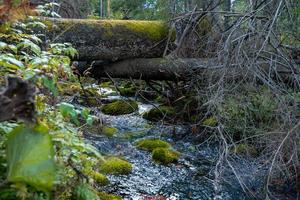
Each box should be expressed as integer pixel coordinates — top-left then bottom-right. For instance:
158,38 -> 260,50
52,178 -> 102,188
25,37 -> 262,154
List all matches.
90,171 -> 109,186
101,100 -> 138,115
100,157 -> 132,175
98,192 -> 122,200
232,144 -> 258,157
142,106 -> 176,121
119,86 -> 137,97
101,126 -> 118,137
152,148 -> 180,165
136,139 -> 171,152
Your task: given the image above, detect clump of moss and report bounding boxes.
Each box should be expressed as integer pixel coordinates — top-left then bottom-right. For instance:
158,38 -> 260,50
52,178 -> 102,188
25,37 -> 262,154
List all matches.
101,126 -> 118,137
232,144 -> 258,157
78,87 -> 103,107
142,106 -> 176,121
152,148 -> 180,165
90,171 -> 109,186
101,100 -> 138,115
202,116 -> 218,127
119,86 -> 137,97
136,139 -> 171,152
100,157 -> 132,175
98,192 -> 122,200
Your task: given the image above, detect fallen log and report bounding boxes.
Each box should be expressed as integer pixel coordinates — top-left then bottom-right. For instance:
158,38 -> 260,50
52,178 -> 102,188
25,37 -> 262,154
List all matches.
43,18 -> 171,61
88,58 -> 300,85
89,58 -> 233,81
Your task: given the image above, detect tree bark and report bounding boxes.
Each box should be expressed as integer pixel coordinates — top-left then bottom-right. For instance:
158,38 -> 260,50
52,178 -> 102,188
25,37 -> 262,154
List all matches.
89,58 -> 231,80
43,18 -> 170,61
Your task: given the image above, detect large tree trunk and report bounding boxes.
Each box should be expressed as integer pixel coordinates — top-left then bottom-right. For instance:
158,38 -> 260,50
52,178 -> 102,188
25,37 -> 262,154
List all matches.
43,18 -> 171,61
89,58 -> 237,81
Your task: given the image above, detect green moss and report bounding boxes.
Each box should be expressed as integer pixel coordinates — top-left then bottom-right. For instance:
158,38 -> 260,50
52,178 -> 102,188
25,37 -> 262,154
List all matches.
100,81 -> 112,88
76,184 -> 99,200
98,192 -> 122,200
142,106 -> 176,121
101,126 -> 118,137
122,20 -> 169,41
100,157 -> 132,175
152,148 -> 180,165
101,100 -> 138,115
119,87 -> 137,97
233,144 -> 258,157
136,139 -> 171,152
202,116 -> 218,127
90,171 -> 109,186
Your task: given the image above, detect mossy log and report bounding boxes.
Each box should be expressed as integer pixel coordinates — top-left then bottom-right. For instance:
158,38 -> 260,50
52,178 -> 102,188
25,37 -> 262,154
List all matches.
43,18 -> 171,61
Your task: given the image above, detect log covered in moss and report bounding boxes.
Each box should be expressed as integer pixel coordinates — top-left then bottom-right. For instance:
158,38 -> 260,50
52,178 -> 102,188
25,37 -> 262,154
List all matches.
44,18 -> 171,61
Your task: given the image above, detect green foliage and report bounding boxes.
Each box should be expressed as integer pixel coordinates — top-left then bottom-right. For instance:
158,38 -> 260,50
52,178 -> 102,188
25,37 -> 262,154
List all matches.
101,100 -> 138,115
0,6 -> 102,198
75,183 -> 99,200
136,139 -> 171,152
6,124 -> 55,192
151,148 -> 180,165
100,157 -> 132,175
219,90 -> 278,139
59,102 -> 94,126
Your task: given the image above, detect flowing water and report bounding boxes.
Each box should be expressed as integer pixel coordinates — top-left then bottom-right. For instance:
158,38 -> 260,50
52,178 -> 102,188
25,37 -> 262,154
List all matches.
80,86 -> 266,200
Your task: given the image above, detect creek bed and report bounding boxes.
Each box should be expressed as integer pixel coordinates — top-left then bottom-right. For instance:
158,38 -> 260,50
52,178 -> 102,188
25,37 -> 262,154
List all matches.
82,86 -> 265,200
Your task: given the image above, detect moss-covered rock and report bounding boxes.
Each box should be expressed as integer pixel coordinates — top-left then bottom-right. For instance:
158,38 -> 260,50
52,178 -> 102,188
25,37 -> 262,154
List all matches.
100,157 -> 132,175
142,106 -> 176,121
136,139 -> 171,152
101,100 -> 138,115
152,148 -> 180,165
90,171 -> 109,186
119,86 -> 137,97
98,192 -> 122,200
101,126 -> 118,137
232,144 -> 258,157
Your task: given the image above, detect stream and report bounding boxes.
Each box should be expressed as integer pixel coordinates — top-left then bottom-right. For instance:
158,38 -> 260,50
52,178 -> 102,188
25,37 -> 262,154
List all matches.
78,85 -> 266,200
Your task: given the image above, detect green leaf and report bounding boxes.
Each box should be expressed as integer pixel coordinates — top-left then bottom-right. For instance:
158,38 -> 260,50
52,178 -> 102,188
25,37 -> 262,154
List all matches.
0,55 -> 24,69
42,76 -> 58,96
18,39 -> 41,56
6,124 -> 55,192
8,45 -> 17,54
0,41 -> 8,50
59,102 -> 75,118
75,184 -> 99,200
81,108 -> 90,120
